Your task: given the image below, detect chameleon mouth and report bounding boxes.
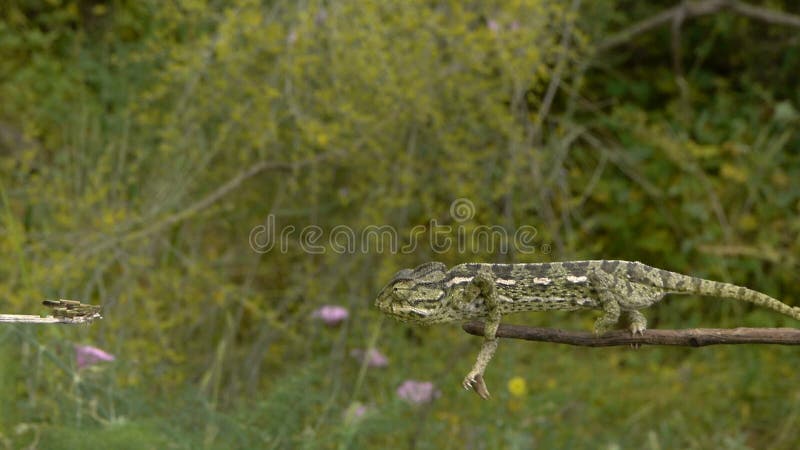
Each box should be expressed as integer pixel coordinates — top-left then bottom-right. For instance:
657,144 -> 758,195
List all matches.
391,304 -> 431,318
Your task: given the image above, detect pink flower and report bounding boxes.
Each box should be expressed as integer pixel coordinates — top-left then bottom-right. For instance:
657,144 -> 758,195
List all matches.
312,305 -> 349,326
75,345 -> 115,369
350,348 -> 389,368
396,380 -> 439,405
315,8 -> 328,25
487,19 -> 500,33
343,402 -> 368,423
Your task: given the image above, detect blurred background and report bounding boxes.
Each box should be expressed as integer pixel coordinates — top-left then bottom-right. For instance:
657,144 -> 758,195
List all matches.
1,0 -> 799,448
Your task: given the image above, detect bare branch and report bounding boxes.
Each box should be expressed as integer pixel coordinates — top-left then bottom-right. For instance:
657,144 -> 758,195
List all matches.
529,0 -> 581,145
0,314 -> 101,324
731,0 -> 800,27
463,321 -> 800,347
697,243 -> 785,264
596,0 -> 800,53
1,299 -> 103,325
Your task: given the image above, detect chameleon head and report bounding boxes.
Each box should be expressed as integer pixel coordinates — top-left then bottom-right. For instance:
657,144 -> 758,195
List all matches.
374,262 -> 451,324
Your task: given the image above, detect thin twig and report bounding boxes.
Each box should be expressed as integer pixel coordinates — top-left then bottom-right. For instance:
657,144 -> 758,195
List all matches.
1,299 -> 103,324
0,314 -> 101,324
80,151 -> 343,257
697,243 -> 784,264
731,0 -> 800,27
596,0 -> 800,53
0,299 -> 103,324
463,321 -> 800,347
529,0 -> 581,145
579,131 -> 663,199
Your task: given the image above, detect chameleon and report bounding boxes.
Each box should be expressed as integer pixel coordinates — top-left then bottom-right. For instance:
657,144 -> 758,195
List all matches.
374,260 -> 800,399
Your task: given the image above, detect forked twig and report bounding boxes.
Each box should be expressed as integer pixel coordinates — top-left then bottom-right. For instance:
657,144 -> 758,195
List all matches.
596,0 -> 800,53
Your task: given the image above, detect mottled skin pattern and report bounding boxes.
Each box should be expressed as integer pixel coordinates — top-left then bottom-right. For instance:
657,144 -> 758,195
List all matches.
374,260 -> 800,399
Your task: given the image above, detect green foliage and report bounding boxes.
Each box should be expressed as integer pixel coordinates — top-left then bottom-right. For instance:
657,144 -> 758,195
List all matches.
1,0 -> 800,448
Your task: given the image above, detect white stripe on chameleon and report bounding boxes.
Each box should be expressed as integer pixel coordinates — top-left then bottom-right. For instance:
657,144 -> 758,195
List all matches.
446,276 -> 474,287
496,278 -> 516,286
533,277 -> 552,285
566,275 -> 588,283
520,296 -> 567,303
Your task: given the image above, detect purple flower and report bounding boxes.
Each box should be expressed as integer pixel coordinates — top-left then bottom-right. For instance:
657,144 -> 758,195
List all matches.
343,402 -> 368,423
396,380 -> 439,405
75,345 -> 115,369
487,19 -> 500,33
350,348 -> 389,368
312,305 -> 349,326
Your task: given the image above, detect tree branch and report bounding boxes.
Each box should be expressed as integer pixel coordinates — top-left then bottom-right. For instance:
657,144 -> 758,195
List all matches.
731,0 -> 800,27
462,321 -> 800,347
596,0 -> 800,53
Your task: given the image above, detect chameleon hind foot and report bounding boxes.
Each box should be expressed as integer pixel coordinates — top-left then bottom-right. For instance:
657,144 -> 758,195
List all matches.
624,310 -> 647,336
621,310 -> 647,348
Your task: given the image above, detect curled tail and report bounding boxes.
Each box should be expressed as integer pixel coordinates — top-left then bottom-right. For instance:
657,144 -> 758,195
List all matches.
655,269 -> 800,321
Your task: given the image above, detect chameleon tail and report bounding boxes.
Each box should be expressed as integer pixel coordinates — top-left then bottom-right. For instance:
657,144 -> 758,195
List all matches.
667,273 -> 800,321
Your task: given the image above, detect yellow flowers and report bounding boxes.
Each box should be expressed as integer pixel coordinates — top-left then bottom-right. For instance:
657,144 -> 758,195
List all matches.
720,162 -> 749,183
507,376 -> 528,397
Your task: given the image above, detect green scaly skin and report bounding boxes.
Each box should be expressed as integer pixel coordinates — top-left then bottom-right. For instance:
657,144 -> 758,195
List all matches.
374,260 -> 800,399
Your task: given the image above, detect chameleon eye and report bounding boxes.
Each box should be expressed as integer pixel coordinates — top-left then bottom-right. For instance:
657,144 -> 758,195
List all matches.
391,286 -> 407,300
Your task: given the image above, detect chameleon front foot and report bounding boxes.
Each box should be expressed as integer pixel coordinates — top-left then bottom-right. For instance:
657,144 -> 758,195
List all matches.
462,372 -> 491,399
592,298 -> 621,336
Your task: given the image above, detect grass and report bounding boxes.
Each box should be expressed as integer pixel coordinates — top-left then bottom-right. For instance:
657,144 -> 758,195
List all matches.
3,307 -> 798,449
